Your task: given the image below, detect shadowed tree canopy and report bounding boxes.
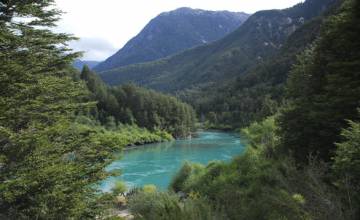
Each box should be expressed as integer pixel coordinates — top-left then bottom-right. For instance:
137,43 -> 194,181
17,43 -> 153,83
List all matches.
278,0 -> 360,163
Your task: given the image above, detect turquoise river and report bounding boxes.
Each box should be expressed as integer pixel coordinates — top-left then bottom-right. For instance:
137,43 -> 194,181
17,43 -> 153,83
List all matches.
100,131 -> 245,191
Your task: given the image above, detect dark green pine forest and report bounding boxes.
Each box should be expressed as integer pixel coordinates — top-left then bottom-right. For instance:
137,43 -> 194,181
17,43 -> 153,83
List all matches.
1,0 -> 360,219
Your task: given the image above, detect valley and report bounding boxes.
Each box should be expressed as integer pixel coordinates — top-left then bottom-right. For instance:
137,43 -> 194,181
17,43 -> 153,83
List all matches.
1,0 -> 359,219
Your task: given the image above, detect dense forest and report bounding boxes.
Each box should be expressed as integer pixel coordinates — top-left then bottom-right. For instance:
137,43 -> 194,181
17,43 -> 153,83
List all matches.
80,66 -> 196,138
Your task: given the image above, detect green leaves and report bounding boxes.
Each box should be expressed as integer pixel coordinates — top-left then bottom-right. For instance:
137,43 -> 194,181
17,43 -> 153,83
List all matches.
80,65 -> 197,137
278,0 -> 360,163
334,119 -> 360,185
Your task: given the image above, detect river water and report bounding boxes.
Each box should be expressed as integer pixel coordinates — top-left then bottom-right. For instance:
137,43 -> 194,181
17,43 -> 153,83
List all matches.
100,131 -> 245,191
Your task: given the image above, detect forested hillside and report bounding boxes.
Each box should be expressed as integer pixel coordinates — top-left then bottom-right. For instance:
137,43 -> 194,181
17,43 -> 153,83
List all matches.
94,8 -> 249,72
183,10 -> 333,129
80,66 -> 196,138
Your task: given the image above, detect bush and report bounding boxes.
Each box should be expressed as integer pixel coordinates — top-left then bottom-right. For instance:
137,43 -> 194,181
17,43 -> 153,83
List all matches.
333,119 -> 360,218
128,191 -> 223,220
128,191 -> 182,220
241,116 -> 279,158
143,185 -> 157,194
169,162 -> 204,192
112,181 -> 127,196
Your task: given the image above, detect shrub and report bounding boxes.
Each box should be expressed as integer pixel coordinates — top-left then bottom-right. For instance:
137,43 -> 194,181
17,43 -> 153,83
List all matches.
143,185 -> 157,194
112,181 -> 127,196
128,191 -> 182,220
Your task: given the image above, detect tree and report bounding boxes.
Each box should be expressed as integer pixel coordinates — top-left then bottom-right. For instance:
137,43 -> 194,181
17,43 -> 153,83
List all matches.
0,1 -> 121,218
333,117 -> 360,217
278,0 -> 360,163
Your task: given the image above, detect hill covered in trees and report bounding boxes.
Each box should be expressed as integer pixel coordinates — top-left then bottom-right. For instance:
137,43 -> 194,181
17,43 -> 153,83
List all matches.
182,6 -> 337,130
93,8 -> 249,72
80,66 -> 196,138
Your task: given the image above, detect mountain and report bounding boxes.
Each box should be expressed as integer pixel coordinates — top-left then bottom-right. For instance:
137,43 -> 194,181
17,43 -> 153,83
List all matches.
93,8 -> 249,72
98,0 -> 338,93
178,0 -> 341,129
73,60 -> 100,71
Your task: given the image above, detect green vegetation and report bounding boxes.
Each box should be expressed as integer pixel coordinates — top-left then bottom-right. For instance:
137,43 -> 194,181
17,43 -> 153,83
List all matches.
333,117 -> 360,217
278,0 -> 360,163
81,66 -> 196,138
112,181 -> 128,196
185,12 -> 329,130
75,116 -> 173,145
127,186 -> 222,220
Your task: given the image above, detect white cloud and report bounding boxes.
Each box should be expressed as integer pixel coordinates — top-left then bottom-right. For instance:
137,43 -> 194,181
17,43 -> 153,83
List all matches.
55,0 -> 302,61
68,37 -> 116,61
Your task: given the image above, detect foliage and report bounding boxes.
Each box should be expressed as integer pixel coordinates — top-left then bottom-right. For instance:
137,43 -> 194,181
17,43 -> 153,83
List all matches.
81,67 -> 197,137
128,191 -> 181,220
241,116 -> 279,158
333,117 -> 360,218
170,117 -> 346,219
112,181 -> 128,196
278,0 -> 360,162
169,161 -> 205,192
172,143 -> 344,219
142,185 -> 157,194
128,191 -> 222,220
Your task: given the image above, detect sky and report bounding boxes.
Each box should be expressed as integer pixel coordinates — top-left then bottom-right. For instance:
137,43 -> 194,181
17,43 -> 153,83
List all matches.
55,0 -> 302,61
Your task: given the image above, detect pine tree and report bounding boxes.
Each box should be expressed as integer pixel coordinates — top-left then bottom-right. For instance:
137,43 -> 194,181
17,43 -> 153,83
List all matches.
0,1 -> 121,218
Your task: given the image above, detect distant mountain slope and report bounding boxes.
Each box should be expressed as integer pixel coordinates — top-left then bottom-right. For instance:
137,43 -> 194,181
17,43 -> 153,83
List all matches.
99,0 -> 337,92
93,8 -> 249,72
178,0 -> 341,129
73,60 -> 100,71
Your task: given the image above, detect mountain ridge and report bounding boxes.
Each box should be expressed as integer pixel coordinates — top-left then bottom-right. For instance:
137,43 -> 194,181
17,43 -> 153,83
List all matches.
73,59 -> 100,71
93,8 -> 249,72
98,0 -> 337,92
